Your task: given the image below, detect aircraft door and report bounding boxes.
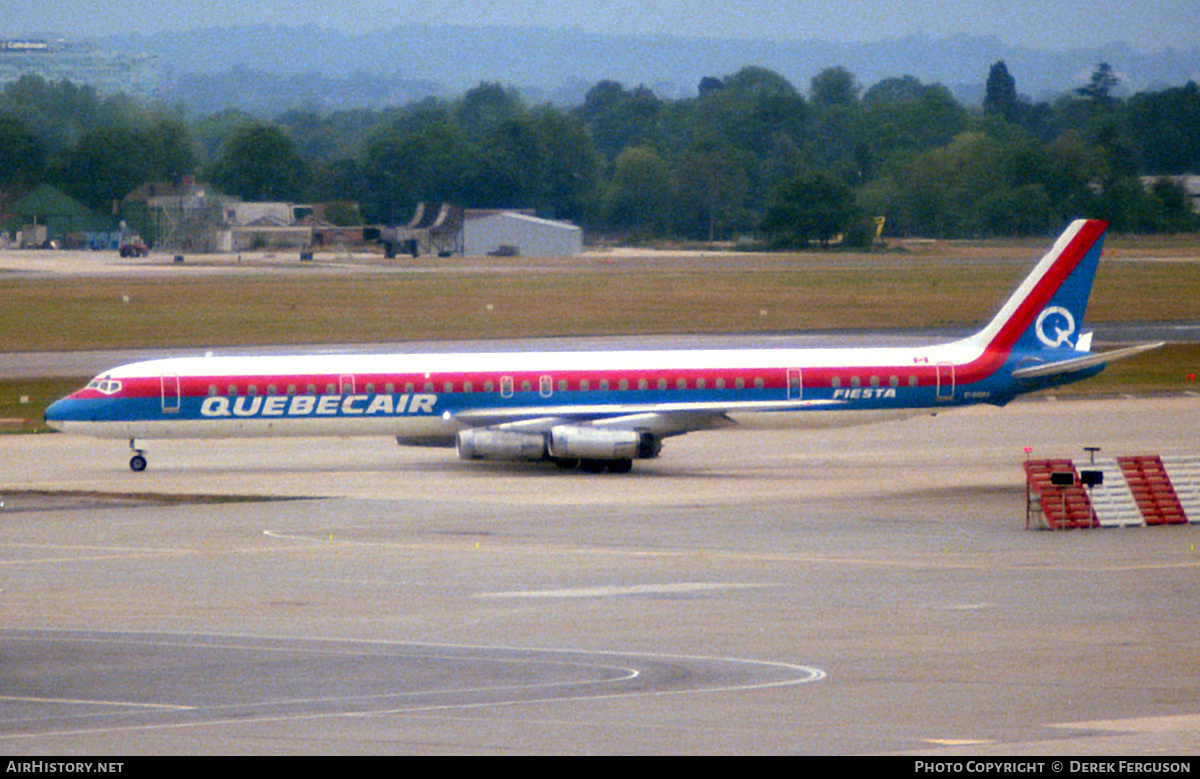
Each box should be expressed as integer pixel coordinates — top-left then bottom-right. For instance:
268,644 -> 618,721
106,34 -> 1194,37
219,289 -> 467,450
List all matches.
161,375 -> 181,413
340,374 -> 356,394
936,364 -> 955,401
787,368 -> 802,400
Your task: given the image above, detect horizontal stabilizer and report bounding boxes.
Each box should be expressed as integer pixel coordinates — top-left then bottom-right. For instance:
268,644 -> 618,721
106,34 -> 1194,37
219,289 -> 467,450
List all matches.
1011,342 -> 1164,379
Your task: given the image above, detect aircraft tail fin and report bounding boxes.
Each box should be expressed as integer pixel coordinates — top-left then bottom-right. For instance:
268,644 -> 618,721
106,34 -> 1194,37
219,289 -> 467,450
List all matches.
970,219 -> 1108,354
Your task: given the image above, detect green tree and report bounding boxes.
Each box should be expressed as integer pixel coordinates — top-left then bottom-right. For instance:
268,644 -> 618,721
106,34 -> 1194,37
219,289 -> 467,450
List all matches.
55,125 -> 192,211
983,61 -> 1019,122
576,81 -> 662,162
1149,177 -> 1199,232
761,170 -> 859,247
810,67 -> 859,107
0,115 -> 46,190
675,140 -> 752,241
364,120 -> 476,223
528,107 -> 599,222
472,118 -> 545,208
893,132 -> 1010,237
208,124 -> 311,201
862,76 -> 967,171
1078,62 -> 1120,103
1128,82 -> 1200,174
603,146 -> 674,235
457,82 -> 525,137
694,66 -> 806,158
143,117 -> 198,183
1042,130 -> 1106,218
0,75 -> 103,153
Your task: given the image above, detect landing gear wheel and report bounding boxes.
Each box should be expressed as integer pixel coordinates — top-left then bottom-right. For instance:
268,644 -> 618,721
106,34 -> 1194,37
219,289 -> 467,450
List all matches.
606,459 -> 633,474
553,457 -> 579,470
579,459 -> 607,473
129,454 -> 147,472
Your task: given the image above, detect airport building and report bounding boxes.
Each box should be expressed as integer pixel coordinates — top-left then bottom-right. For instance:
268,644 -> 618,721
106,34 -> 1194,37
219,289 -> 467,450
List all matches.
383,204 -> 584,258
462,210 -> 583,257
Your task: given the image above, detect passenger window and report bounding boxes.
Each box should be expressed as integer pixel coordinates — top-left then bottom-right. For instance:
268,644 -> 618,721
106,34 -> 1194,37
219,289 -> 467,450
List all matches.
619,379 -> 629,391
735,378 -> 745,390
638,379 -> 648,390
831,377 -> 841,388
754,377 -> 764,389
716,378 -> 726,389
580,379 -> 590,391
207,385 -> 218,397
464,381 -> 473,393
870,376 -> 880,388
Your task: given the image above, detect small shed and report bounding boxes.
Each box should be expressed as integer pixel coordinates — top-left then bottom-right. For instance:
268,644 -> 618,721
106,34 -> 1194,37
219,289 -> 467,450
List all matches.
5,184 -> 113,245
462,211 -> 582,257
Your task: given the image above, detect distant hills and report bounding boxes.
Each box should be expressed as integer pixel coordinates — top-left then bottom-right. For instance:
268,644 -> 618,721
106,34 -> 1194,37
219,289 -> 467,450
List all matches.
5,24 -> 1200,115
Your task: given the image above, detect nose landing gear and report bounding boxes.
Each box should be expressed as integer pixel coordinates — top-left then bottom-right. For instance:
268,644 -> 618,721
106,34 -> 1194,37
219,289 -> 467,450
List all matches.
129,439 -> 147,472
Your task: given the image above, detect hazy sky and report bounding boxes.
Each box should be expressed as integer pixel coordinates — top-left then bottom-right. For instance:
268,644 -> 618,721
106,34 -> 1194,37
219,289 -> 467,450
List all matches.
8,0 -> 1200,51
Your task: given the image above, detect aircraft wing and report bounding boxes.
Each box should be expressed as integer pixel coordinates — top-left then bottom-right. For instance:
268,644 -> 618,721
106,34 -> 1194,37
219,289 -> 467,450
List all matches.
450,398 -> 844,435
1010,342 -> 1165,380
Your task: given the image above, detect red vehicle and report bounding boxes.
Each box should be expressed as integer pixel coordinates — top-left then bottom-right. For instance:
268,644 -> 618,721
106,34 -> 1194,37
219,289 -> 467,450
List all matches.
119,237 -> 148,257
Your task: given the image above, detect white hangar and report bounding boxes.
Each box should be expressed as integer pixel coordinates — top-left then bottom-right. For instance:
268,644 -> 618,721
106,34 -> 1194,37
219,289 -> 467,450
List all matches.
463,210 -> 583,257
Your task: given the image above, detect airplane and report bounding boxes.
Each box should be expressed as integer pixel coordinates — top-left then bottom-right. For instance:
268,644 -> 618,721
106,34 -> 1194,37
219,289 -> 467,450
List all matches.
44,219 -> 1161,474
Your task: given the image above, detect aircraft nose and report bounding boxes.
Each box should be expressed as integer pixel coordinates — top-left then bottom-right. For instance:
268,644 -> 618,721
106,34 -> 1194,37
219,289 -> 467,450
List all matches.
43,397 -> 69,431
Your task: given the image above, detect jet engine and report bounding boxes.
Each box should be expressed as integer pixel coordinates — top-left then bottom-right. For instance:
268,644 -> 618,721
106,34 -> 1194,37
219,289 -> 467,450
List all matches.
549,425 -> 640,461
456,428 -> 546,461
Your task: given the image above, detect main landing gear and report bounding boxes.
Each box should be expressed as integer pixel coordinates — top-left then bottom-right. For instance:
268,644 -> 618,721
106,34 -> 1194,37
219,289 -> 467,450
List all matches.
129,439 -> 147,472
553,457 -> 634,474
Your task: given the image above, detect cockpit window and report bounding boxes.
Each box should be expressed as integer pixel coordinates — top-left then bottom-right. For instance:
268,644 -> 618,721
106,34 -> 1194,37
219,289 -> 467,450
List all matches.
86,378 -> 122,395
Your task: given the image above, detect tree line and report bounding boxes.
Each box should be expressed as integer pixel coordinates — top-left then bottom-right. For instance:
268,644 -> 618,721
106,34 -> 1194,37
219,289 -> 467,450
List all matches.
1,62 -> 1198,246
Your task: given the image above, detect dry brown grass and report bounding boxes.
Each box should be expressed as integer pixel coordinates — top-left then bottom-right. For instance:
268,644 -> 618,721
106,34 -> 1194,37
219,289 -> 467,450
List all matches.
2,256 -> 1197,352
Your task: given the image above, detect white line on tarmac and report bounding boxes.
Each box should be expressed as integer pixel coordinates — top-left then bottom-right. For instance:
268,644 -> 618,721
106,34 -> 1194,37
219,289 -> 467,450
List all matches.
0,695 -> 194,711
479,582 -> 771,598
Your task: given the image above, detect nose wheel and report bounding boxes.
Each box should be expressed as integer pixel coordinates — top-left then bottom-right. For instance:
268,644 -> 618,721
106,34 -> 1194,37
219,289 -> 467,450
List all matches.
129,440 -> 147,472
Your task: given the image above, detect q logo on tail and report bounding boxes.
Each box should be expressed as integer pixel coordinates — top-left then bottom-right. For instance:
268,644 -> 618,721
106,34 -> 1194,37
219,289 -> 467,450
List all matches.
1035,306 -> 1077,348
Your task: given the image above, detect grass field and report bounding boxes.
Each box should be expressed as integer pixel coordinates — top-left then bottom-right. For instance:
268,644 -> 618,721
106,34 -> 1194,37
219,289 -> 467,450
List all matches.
2,240 -> 1198,433
3,258 -> 1198,351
